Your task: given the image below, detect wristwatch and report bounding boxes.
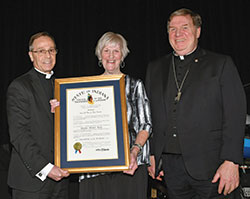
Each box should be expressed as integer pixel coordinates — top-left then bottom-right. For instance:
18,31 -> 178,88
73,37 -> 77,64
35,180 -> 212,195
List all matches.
132,143 -> 143,155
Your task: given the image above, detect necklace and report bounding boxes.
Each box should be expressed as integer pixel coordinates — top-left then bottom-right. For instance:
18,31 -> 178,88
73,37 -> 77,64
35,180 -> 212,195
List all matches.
172,55 -> 190,102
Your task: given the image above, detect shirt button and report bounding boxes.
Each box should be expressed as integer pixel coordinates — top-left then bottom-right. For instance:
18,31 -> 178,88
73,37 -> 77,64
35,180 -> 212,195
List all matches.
173,134 -> 177,137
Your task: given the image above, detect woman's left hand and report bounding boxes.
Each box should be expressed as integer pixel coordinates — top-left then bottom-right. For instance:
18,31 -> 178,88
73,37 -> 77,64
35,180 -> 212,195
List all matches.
123,148 -> 138,175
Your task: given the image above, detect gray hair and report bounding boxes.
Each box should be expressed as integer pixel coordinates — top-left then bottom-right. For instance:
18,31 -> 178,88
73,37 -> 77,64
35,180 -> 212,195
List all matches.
29,31 -> 56,51
95,32 -> 129,61
167,8 -> 202,32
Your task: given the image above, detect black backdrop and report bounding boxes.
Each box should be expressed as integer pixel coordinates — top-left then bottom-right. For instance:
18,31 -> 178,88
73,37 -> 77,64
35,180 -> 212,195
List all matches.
1,0 -> 250,197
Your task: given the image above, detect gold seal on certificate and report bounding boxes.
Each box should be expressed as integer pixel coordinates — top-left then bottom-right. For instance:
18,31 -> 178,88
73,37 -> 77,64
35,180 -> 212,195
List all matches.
73,142 -> 82,154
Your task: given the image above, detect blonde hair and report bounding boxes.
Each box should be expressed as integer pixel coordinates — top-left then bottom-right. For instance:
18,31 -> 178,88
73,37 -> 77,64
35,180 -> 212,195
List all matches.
95,32 -> 129,61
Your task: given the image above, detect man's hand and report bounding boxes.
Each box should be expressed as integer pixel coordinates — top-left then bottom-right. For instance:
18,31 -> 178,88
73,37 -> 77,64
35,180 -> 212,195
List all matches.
212,160 -> 239,195
50,99 -> 60,113
48,165 -> 69,181
156,170 -> 164,181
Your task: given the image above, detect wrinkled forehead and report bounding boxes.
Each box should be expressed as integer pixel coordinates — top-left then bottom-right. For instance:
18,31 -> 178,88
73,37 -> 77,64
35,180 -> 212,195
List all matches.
169,15 -> 193,26
32,36 -> 55,48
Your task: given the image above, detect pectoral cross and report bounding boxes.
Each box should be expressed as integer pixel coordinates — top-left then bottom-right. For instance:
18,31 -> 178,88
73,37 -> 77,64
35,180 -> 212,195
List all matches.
175,91 -> 182,102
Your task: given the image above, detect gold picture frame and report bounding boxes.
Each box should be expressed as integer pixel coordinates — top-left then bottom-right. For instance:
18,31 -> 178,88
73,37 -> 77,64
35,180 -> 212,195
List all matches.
54,74 -> 130,173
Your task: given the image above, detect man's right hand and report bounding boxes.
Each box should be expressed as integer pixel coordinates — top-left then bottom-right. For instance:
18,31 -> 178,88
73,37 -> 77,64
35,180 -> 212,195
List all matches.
156,170 -> 164,181
48,165 -> 69,181
50,99 -> 60,113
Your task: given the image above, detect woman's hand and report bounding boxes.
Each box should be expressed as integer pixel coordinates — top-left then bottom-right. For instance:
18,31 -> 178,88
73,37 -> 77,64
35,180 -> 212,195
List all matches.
50,99 -> 60,113
123,130 -> 149,175
148,155 -> 155,179
123,147 -> 139,175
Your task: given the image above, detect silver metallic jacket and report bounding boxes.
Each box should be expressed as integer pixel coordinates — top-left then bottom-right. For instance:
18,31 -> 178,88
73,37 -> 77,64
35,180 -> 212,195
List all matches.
125,75 -> 152,165
79,75 -> 152,180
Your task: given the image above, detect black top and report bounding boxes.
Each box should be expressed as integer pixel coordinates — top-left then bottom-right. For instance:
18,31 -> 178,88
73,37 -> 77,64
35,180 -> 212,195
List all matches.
163,48 -> 199,154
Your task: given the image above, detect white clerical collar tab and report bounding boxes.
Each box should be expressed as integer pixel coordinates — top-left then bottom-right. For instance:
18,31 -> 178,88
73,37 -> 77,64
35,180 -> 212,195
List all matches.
173,52 -> 185,60
179,55 -> 184,60
34,68 -> 54,79
173,47 -> 198,60
45,72 -> 53,79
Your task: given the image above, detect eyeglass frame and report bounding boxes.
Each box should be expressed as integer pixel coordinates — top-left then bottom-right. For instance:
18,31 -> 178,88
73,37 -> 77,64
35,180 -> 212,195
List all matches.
31,48 -> 58,56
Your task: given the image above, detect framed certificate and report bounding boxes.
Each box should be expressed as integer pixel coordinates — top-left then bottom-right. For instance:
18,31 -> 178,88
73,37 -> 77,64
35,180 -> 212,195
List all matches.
54,74 -> 130,173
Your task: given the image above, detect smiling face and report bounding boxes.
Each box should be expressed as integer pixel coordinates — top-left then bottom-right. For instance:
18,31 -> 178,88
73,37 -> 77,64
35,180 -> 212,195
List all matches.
168,14 -> 201,56
28,36 -> 56,74
101,42 -> 122,75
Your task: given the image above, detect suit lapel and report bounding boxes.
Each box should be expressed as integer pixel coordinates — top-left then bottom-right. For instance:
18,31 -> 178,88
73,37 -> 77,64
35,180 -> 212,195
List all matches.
162,55 -> 171,93
181,48 -> 207,93
160,55 -> 172,117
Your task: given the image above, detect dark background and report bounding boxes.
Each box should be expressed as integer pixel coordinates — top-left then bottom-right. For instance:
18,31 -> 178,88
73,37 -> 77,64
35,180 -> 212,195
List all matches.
1,0 -> 250,198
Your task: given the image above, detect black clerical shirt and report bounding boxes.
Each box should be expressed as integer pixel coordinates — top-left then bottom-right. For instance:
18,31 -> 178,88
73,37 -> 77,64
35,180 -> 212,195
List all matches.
163,48 -> 199,154
35,69 -> 54,99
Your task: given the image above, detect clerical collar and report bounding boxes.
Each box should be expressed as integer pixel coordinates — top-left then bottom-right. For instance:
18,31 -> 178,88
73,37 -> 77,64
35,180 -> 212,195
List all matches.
173,47 -> 198,60
34,67 -> 54,79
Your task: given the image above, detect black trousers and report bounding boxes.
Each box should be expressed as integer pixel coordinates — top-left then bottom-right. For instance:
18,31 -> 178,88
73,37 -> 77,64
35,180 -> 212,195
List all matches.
12,178 -> 69,199
161,154 -> 238,199
79,164 -> 148,199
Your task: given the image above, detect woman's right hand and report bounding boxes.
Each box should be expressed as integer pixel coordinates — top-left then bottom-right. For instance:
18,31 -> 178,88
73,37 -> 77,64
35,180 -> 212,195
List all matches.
50,99 -> 60,113
148,155 -> 156,179
123,147 -> 139,175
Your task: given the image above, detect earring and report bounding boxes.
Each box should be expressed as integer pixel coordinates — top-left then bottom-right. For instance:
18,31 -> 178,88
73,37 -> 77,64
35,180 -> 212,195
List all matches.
98,60 -> 102,67
120,61 -> 125,68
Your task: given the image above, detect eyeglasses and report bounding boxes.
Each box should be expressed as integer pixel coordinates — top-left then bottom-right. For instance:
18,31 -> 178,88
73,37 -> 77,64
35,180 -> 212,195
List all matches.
32,48 -> 58,56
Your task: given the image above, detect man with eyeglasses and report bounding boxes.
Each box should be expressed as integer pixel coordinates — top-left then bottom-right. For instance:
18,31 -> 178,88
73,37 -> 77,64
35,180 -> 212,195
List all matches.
6,31 -> 69,199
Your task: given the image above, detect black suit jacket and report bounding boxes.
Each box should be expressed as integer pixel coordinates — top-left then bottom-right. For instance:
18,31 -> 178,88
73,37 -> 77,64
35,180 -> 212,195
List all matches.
6,68 -> 54,191
145,48 -> 246,180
